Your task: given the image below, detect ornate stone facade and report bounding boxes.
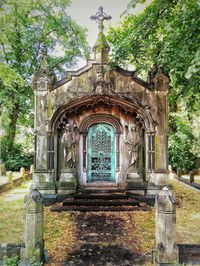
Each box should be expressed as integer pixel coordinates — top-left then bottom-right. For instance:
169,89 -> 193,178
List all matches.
31,7 -> 170,202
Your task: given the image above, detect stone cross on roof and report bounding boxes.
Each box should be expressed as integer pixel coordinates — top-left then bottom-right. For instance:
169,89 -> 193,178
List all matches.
90,6 -> 112,34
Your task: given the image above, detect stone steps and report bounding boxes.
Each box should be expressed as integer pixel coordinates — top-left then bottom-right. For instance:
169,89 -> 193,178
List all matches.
78,187 -> 125,194
63,198 -> 139,207
74,193 -> 128,200
51,186 -> 150,212
51,204 -> 150,212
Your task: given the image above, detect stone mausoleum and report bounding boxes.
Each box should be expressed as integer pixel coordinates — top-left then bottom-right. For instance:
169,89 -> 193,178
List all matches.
32,7 -> 170,203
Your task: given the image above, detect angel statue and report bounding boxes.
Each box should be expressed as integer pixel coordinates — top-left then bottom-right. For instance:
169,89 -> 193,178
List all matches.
125,124 -> 141,169
61,124 -> 76,168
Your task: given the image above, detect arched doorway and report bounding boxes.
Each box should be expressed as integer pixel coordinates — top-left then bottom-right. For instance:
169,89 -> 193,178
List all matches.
87,123 -> 115,183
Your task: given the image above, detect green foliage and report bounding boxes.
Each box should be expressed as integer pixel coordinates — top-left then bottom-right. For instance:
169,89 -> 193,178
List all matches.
108,0 -> 200,170
3,256 -> 19,266
1,138 -> 33,171
169,116 -> 198,171
0,0 -> 89,147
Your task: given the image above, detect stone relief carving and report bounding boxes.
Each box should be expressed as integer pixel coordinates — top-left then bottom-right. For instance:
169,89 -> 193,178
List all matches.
93,80 -> 114,95
61,124 -> 77,169
125,123 -> 141,169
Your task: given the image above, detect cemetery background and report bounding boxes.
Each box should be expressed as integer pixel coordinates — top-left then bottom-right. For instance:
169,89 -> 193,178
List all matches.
0,0 -> 198,266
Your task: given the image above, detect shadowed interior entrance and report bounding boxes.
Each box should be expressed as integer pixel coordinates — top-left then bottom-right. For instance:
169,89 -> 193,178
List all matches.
87,123 -> 115,182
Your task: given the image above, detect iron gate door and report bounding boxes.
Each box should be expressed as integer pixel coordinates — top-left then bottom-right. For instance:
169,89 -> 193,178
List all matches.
88,123 -> 115,182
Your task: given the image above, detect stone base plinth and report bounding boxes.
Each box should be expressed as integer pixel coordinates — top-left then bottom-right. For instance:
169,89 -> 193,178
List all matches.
32,170 -> 56,196
147,172 -> 169,186
31,181 -> 56,195
20,247 -> 43,265
58,170 -> 77,198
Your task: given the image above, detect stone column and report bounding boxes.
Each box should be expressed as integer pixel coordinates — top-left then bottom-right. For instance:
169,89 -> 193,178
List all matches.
147,71 -> 170,198
20,190 -> 44,264
20,167 -> 26,181
7,171 -> 13,187
156,187 -> 178,265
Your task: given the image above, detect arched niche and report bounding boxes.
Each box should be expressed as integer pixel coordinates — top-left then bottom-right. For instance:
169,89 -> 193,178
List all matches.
49,95 -> 155,133
79,114 -> 123,177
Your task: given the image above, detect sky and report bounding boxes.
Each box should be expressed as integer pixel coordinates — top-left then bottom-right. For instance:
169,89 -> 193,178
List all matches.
65,0 -> 151,68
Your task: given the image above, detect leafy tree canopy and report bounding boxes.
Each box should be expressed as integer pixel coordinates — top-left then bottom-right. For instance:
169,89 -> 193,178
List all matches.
108,0 -> 200,170
0,0 -> 89,146
108,0 -> 200,112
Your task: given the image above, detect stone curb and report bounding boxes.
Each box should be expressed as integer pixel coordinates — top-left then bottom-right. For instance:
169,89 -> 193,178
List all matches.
0,174 -> 32,194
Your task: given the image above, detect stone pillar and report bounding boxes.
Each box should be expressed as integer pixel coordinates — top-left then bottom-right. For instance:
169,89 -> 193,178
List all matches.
177,169 -> 182,179
156,187 -> 178,265
31,47 -> 56,198
30,164 -> 34,174
20,190 -> 44,264
7,171 -> 13,187
0,161 -> 6,176
20,167 -> 26,181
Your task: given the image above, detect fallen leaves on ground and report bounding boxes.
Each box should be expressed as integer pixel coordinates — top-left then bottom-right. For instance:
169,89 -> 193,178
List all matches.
44,209 -> 155,265
44,207 -> 77,264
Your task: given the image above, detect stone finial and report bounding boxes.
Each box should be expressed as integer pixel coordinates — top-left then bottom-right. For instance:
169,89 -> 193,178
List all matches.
7,171 -> 13,187
30,164 -> 34,174
40,46 -> 49,71
32,46 -> 56,91
20,167 -> 26,181
156,187 -> 176,213
25,189 -> 43,205
153,68 -> 170,92
24,189 -> 43,214
90,7 -> 111,64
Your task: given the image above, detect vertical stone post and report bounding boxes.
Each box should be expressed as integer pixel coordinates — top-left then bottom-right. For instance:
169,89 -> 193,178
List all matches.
177,169 -> 182,179
30,164 -> 34,174
156,187 -> 178,265
189,170 -> 195,183
0,161 -> 6,176
20,167 -> 26,181
7,171 -> 13,187
20,189 -> 44,264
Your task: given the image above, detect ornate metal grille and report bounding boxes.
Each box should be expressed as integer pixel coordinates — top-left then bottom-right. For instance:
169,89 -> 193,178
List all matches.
88,123 -> 115,182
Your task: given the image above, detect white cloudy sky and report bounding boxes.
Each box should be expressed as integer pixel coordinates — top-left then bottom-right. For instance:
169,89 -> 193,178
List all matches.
65,0 -> 151,68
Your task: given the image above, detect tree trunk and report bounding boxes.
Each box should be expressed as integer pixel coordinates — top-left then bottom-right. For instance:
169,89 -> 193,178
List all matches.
8,104 -> 19,148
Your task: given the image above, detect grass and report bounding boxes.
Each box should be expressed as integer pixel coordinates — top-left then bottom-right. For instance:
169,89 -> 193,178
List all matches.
181,174 -> 200,184
0,181 -> 31,243
0,197 -> 24,243
171,179 -> 200,244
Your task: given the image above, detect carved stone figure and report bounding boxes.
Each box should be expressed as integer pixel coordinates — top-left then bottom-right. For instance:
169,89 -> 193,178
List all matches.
125,124 -> 141,168
61,124 -> 76,168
